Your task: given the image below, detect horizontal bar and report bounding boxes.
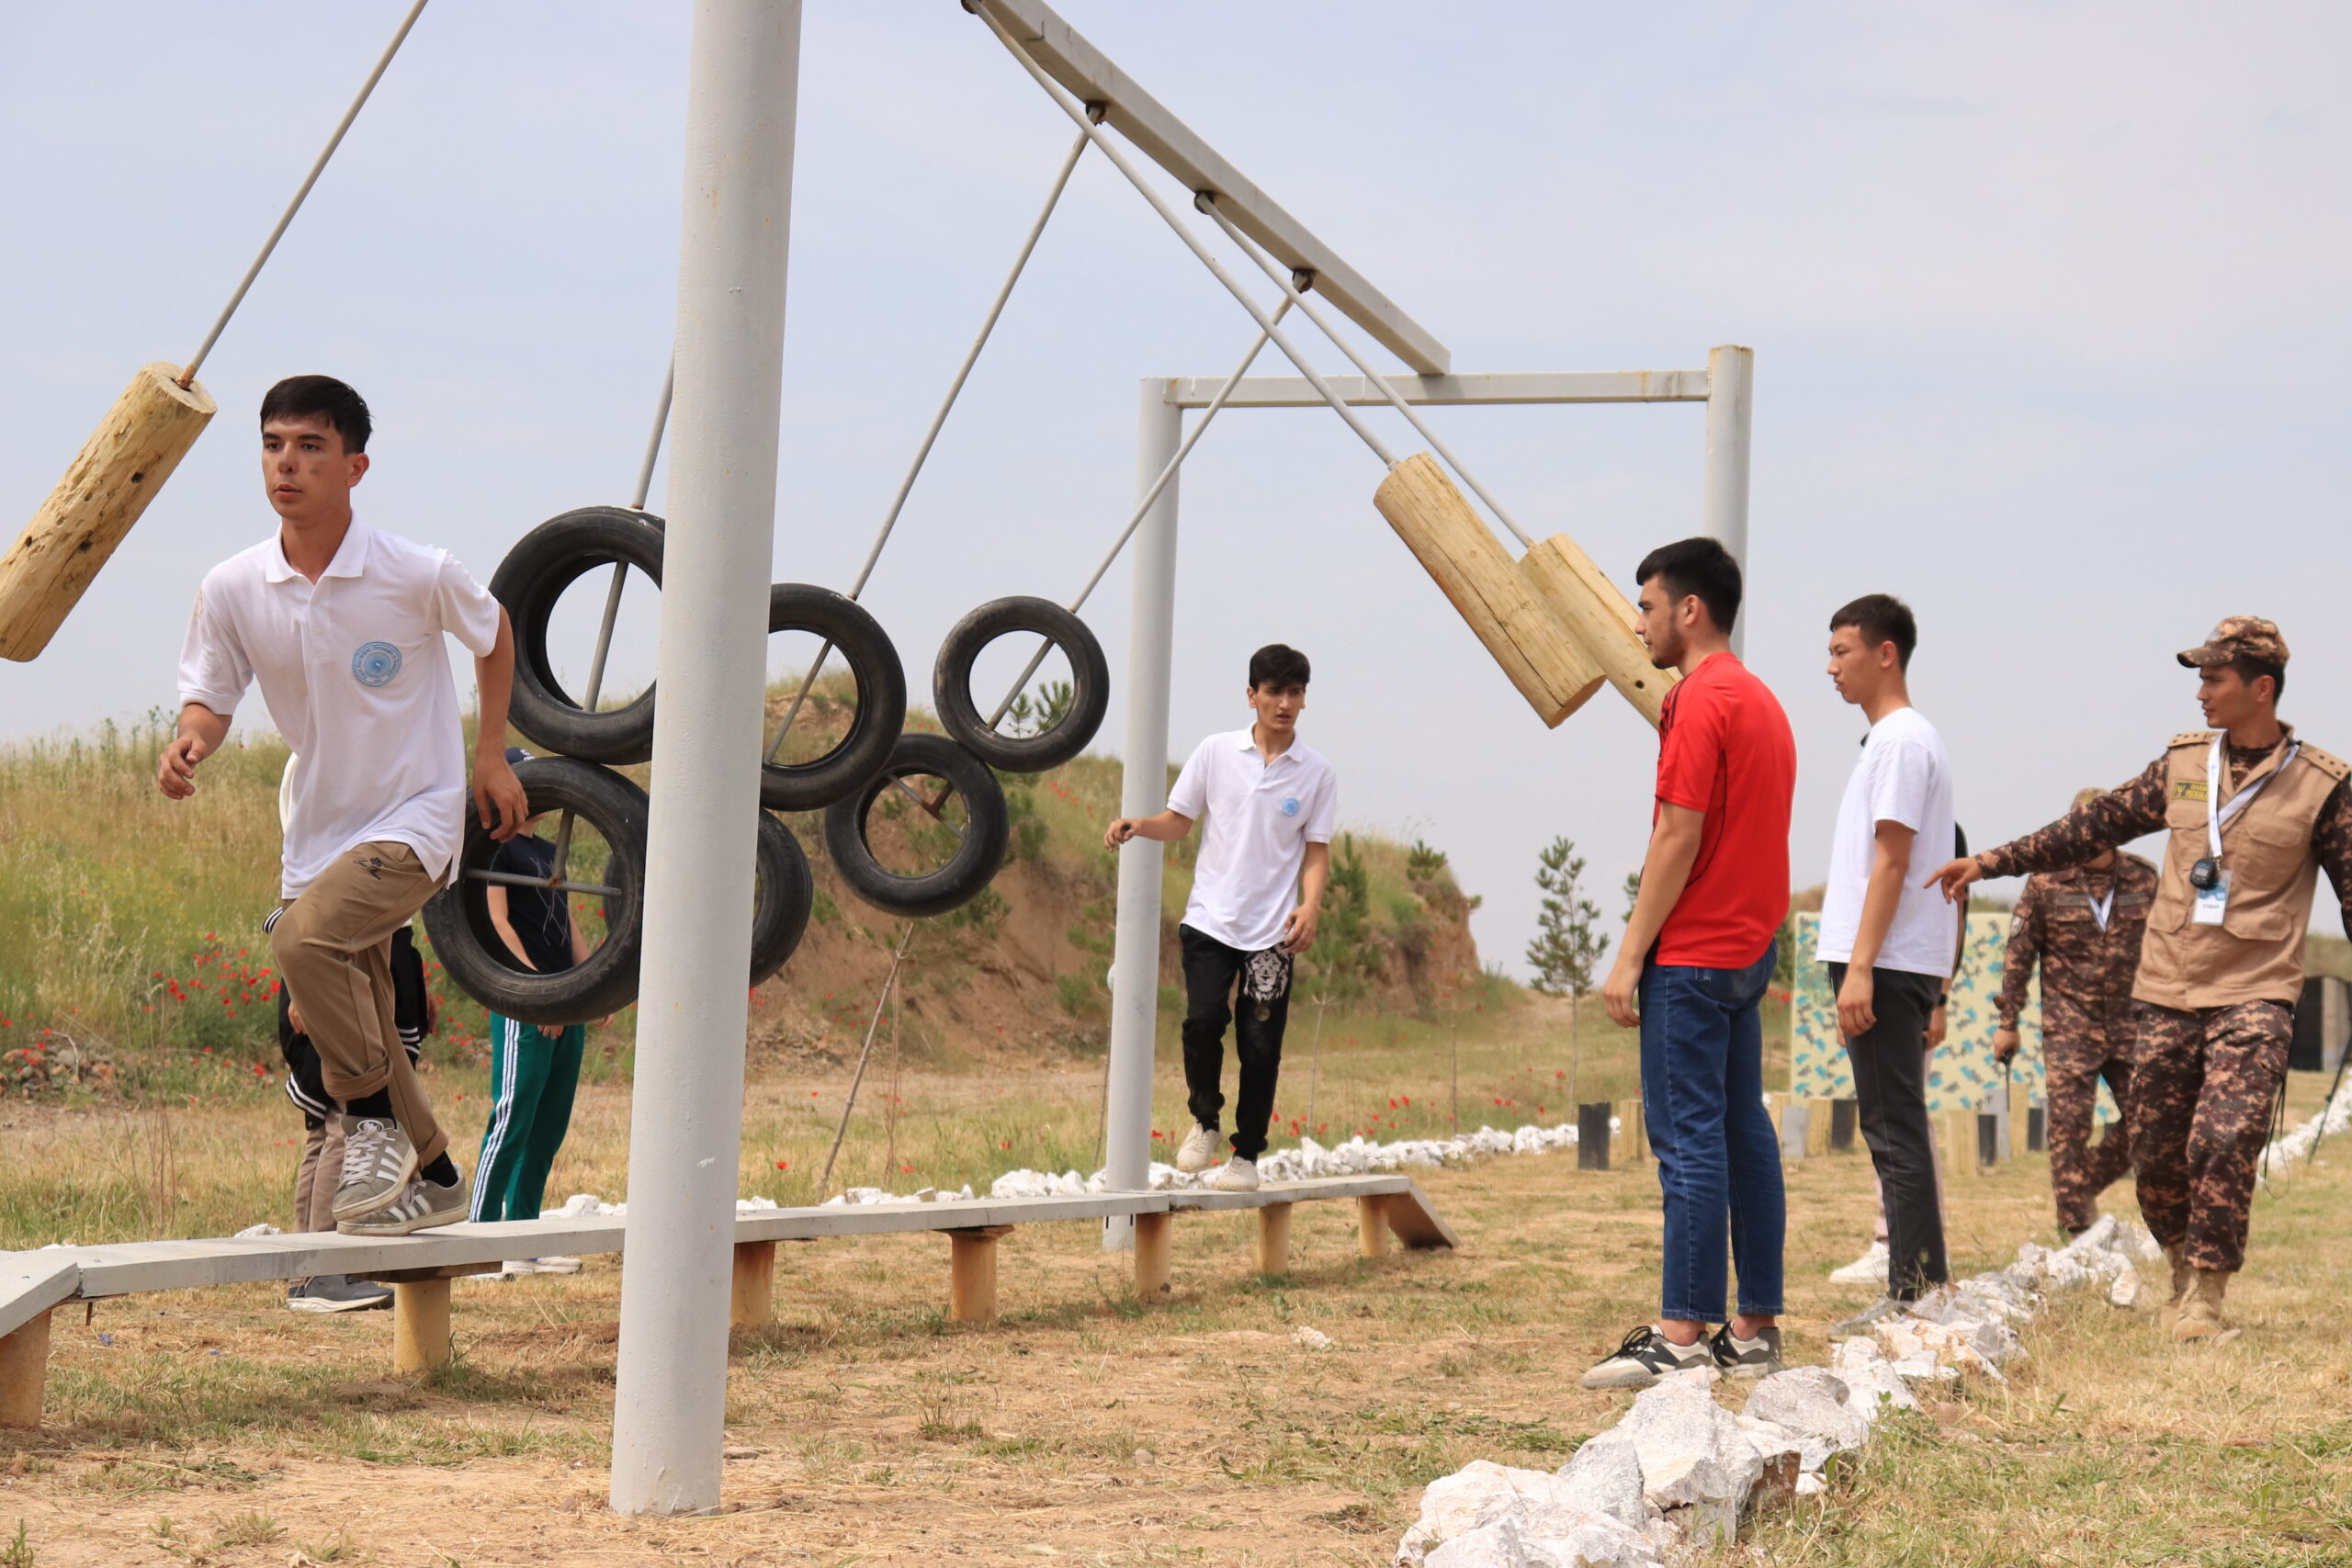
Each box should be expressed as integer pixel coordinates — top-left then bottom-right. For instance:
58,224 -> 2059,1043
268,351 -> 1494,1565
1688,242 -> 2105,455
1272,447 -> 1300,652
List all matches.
970,0 -> 1450,376
463,868 -> 625,899
1162,368 -> 1712,409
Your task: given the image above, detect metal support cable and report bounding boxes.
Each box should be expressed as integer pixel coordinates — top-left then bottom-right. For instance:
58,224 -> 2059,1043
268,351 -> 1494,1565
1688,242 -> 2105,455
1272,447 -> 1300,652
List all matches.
978,298 -> 1295,729
765,126 -> 1091,766
972,3 -> 1398,469
1200,195 -> 1538,551
818,922 -> 919,1195
179,0 -> 431,386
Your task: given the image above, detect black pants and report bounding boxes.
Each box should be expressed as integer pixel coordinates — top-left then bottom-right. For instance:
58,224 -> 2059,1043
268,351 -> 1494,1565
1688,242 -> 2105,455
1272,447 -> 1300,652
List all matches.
1827,963 -> 1949,1300
1180,924 -> 1291,1160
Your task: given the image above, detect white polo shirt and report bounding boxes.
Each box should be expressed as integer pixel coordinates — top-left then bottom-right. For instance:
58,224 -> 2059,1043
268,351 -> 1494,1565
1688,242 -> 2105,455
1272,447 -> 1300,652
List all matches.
1166,728 -> 1339,953
177,521 -> 503,898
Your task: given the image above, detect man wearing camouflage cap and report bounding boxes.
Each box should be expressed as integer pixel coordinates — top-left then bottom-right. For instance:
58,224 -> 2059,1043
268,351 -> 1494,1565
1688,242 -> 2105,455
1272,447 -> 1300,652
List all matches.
1991,787 -> 2158,1237
1929,618 -> 2352,1342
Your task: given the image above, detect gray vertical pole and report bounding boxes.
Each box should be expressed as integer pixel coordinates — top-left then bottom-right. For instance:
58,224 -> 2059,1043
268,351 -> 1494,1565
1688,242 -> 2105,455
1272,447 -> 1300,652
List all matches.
609,0 -> 800,1518
1102,378 -> 1183,1249
1701,344 -> 1754,659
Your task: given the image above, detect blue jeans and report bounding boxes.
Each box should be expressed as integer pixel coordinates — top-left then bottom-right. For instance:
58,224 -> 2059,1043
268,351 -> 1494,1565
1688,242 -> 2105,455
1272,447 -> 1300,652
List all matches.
1638,943 -> 1784,1322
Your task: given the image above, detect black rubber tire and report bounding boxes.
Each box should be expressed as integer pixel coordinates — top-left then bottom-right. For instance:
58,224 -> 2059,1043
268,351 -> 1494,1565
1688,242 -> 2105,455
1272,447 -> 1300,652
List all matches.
421,757 -> 650,1027
759,584 -> 907,812
822,733 -> 1010,919
492,507 -> 666,764
749,810 -> 813,985
932,595 -> 1109,773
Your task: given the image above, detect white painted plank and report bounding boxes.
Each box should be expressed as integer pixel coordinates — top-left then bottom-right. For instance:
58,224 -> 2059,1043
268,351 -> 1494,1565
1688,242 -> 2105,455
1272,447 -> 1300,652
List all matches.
972,0 -> 1449,376
1163,370 -> 1713,409
0,1255 -> 80,1340
24,1177 -> 1456,1300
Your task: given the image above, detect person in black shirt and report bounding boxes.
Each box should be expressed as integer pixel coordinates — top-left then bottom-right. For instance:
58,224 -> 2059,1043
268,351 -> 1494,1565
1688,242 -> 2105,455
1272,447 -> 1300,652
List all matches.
471,750 -> 597,1276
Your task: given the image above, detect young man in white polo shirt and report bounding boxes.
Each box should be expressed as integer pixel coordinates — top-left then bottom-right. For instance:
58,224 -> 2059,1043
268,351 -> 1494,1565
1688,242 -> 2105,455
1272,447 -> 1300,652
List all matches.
161,375 -> 528,1235
1104,644 -> 1336,1191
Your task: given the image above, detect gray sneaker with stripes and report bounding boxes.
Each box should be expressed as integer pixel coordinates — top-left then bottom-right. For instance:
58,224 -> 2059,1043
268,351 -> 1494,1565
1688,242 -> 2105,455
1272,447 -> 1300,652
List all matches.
332,1116 -> 417,1221
339,1163 -> 469,1236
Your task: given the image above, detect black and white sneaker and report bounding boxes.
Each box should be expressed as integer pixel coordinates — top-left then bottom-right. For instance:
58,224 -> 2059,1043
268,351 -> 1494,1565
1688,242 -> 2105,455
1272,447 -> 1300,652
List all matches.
1709,1323 -> 1784,1379
1579,1325 -> 1712,1390
287,1274 -> 392,1314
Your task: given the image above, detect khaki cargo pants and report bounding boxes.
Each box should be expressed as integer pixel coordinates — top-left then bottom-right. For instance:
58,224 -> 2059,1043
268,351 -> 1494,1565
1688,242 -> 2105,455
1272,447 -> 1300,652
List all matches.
270,842 -> 447,1166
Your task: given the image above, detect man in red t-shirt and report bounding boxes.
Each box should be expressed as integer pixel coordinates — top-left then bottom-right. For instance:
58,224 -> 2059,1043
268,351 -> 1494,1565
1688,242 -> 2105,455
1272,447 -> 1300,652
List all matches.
1584,536 -> 1798,1391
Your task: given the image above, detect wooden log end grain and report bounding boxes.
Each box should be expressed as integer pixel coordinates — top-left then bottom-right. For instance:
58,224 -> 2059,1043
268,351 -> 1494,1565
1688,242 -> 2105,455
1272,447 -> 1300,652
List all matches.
0,362 -> 216,662
1372,453 -> 1604,726
1518,534 -> 1679,730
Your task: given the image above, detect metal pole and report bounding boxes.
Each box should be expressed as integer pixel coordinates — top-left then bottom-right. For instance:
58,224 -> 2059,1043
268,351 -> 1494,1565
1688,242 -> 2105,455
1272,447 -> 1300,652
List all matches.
1101,378 -> 1182,1251
1700,344 -> 1754,660
609,0 -> 800,1518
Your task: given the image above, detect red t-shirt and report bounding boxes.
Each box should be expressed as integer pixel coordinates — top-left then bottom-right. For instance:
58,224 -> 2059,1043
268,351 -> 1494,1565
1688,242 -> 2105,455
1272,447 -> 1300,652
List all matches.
1651,652 -> 1796,968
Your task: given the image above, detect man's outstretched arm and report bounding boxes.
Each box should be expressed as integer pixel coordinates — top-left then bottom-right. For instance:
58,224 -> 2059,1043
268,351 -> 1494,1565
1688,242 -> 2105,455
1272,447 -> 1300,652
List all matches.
157,704 -> 232,798
471,607 -> 529,840
1928,757 -> 2167,901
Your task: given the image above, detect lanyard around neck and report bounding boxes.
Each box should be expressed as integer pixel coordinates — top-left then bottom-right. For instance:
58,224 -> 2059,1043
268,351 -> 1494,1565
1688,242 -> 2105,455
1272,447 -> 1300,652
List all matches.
2206,733 -> 2300,862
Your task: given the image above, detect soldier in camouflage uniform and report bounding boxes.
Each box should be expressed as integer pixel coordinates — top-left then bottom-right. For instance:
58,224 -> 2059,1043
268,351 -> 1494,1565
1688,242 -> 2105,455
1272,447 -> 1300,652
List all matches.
1932,618 -> 2352,1343
1991,787 -> 2158,1235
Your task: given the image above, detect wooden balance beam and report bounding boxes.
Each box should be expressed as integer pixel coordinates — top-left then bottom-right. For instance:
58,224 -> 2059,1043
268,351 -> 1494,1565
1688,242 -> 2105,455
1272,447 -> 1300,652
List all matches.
0,1175 -> 1454,1427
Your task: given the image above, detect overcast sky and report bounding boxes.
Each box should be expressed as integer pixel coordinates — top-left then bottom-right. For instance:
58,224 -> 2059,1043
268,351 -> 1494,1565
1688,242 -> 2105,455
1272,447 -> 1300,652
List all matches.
4,2 -> 2346,975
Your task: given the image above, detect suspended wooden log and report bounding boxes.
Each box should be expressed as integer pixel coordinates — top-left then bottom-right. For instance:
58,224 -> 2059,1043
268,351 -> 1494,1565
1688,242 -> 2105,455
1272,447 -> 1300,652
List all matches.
0,362 -> 216,662
1372,451 -> 1676,729
1373,452 -> 1603,725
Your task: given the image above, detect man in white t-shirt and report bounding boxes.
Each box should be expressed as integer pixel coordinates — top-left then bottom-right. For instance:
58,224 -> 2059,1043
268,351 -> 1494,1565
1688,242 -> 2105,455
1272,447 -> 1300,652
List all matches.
1103,645 -> 1337,1192
160,375 -> 528,1237
1816,592 -> 1957,1307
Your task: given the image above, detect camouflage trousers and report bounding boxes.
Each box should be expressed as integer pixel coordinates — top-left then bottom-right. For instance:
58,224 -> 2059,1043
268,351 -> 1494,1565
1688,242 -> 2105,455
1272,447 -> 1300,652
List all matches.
2131,1000 -> 2292,1273
2044,1033 -> 2134,1234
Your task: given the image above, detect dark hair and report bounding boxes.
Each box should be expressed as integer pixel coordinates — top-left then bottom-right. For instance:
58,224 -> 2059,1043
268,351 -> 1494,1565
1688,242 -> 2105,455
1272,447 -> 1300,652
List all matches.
2230,654 -> 2284,700
1829,592 -> 1917,671
260,375 -> 372,454
1634,536 -> 1742,634
1248,643 -> 1311,691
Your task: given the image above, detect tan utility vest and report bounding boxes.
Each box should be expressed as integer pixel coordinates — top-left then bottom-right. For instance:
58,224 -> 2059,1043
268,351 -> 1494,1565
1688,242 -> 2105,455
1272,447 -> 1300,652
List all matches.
2134,728 -> 2350,1010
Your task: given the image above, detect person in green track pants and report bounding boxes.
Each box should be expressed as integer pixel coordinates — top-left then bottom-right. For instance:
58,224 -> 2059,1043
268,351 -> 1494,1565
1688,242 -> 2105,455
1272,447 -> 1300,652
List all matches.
472,749 -> 605,1274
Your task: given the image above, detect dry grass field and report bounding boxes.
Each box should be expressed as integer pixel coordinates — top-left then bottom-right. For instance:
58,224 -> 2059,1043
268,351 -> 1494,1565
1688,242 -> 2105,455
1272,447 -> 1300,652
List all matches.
1,1049 -> 2347,1568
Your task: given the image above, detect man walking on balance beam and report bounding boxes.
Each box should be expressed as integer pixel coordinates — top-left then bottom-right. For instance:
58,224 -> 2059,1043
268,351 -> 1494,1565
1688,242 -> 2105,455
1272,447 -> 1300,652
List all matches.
162,375 -> 527,1235
1930,618 -> 2352,1340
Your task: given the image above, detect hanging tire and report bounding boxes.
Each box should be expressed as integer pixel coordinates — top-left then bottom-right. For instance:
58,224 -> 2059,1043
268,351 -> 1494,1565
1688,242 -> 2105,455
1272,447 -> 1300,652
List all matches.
421,756 -> 650,1027
750,810 -> 813,985
931,595 -> 1109,773
759,584 -> 907,812
492,506 -> 666,764
823,733 -> 1009,919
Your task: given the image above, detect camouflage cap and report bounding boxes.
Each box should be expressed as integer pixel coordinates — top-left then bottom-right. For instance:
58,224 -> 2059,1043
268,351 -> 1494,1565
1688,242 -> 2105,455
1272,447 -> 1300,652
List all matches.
2177,615 -> 2289,670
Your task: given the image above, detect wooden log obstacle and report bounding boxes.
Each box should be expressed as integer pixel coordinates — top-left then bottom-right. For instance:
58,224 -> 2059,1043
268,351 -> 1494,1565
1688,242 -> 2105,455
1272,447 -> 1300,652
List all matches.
0,1174 -> 1453,1429
1372,453 -> 1673,730
0,364 -> 216,662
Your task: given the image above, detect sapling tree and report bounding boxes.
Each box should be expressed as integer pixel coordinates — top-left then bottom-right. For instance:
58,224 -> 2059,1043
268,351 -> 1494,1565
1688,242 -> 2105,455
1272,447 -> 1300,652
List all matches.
1527,835 -> 1610,1106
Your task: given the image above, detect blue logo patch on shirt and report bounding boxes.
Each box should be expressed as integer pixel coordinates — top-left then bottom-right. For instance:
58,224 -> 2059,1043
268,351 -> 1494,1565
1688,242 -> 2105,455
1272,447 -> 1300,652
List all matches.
1280,796 -> 1301,818
352,641 -> 402,688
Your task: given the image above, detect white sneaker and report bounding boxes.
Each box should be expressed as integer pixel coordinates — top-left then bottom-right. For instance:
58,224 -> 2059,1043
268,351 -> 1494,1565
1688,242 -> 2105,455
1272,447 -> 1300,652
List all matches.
1829,1239 -> 1891,1284
1211,1156 -> 1260,1192
1175,1124 -> 1222,1174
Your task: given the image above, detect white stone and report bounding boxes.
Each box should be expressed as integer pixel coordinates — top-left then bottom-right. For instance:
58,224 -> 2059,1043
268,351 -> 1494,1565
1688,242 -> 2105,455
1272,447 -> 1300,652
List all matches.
1612,1377 -> 1762,1541
232,1223 -> 281,1238
1736,1415 -> 1805,1468
1794,1471 -> 1826,1497
1553,1427 -> 1647,1529
1828,1338 -> 1921,1421
1293,1325 -> 1336,1349
1397,1462 -> 1660,1568
1741,1367 -> 1871,1465
2107,1260 -> 2143,1308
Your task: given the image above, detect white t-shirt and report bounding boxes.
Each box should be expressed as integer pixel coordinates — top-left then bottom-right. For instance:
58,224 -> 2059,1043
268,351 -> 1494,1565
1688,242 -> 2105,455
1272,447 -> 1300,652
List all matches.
1816,705 -> 1959,978
177,522 -> 503,898
1166,728 -> 1339,953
